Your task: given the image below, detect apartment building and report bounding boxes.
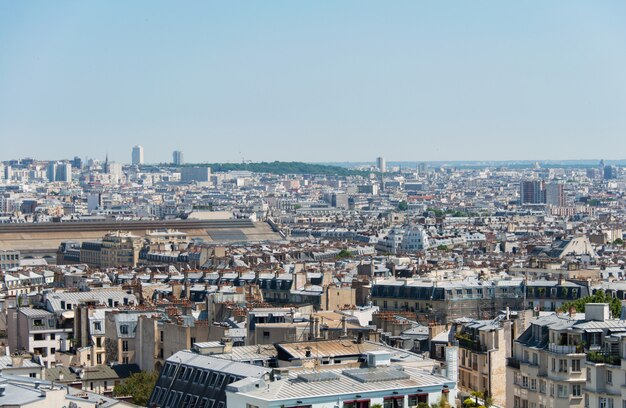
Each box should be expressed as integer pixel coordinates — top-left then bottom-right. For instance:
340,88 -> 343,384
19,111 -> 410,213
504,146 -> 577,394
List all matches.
100,231 -> 142,268
371,277 -> 525,324
507,304 -> 626,408
6,308 -> 73,368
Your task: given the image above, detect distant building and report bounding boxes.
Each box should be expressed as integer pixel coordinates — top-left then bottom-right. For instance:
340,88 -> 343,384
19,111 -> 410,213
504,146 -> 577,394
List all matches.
131,145 -> 144,165
173,150 -> 184,165
0,250 -> 20,270
56,162 -> 72,182
47,161 -> 72,183
100,231 -> 143,268
545,183 -> 565,206
520,180 -> 545,204
377,156 -> 386,173
71,156 -> 82,169
181,166 -> 211,183
107,162 -> 123,183
375,225 -> 430,254
604,165 -> 616,180
331,192 -> 349,209
46,161 -> 56,182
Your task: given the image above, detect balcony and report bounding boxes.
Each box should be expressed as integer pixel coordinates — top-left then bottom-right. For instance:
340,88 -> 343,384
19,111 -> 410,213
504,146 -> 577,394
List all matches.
548,343 -> 582,354
586,351 -> 621,366
455,335 -> 487,353
507,357 -> 521,369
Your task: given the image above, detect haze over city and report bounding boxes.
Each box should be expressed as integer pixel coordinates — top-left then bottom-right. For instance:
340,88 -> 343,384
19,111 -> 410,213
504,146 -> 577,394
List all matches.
2,1 -> 626,162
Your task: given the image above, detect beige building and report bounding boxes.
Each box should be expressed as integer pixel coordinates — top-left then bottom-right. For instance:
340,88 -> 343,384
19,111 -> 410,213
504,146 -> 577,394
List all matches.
455,318 -> 514,407
100,231 -> 142,268
507,304 -> 626,408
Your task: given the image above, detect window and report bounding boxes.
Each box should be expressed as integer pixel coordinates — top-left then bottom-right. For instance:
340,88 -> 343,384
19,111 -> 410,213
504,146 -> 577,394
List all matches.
572,359 -> 580,372
408,394 -> 428,406
539,380 -> 546,394
34,333 -> 44,341
558,359 -> 567,372
557,384 -> 567,398
96,337 -> 102,347
522,376 -> 529,388
94,322 -> 101,331
532,353 -> 538,365
600,398 -> 614,408
530,378 -> 537,391
50,333 -> 55,340
608,370 -> 613,384
573,384 -> 582,397
122,340 -> 129,352
120,324 -> 129,334
383,396 -> 404,408
50,348 -> 56,354
587,367 -> 591,381
97,354 -> 102,364
344,401 -> 371,408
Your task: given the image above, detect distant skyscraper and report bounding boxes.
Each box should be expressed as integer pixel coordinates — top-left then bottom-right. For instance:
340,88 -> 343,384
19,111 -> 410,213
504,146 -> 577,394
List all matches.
47,161 -> 57,182
71,156 -> 82,170
132,145 -> 144,165
604,165 -> 616,180
545,183 -> 565,206
376,157 -> 386,173
173,150 -> 184,166
56,162 -> 72,182
520,180 -> 545,204
47,161 -> 72,183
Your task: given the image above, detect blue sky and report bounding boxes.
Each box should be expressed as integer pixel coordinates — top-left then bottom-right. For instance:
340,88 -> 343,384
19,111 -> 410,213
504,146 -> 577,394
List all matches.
1,1 -> 626,163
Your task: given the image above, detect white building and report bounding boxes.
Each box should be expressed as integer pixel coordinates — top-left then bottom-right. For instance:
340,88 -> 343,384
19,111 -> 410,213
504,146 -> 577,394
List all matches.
376,226 -> 430,254
227,351 -> 455,408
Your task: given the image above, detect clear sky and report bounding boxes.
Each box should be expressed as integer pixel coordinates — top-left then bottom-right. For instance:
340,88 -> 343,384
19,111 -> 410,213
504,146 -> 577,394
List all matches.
1,1 -> 626,164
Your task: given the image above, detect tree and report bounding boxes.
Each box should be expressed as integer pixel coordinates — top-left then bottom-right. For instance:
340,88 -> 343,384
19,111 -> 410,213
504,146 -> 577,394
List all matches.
430,395 -> 452,408
397,200 -> 409,211
561,290 -> 622,318
113,370 -> 159,406
614,238 -> 624,246
336,249 -> 353,259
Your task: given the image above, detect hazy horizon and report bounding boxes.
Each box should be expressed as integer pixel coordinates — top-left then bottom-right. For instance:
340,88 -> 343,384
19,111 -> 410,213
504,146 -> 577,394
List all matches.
2,1 -> 626,163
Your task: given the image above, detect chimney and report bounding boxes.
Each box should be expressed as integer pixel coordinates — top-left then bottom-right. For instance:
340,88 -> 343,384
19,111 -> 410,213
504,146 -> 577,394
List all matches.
11,355 -> 23,368
222,338 -> 233,353
314,318 -> 320,339
341,316 -> 348,337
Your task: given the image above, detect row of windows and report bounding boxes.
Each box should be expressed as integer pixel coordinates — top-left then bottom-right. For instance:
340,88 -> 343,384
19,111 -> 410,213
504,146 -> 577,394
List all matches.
513,374 -> 582,398
161,363 -> 242,390
152,388 -> 224,408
